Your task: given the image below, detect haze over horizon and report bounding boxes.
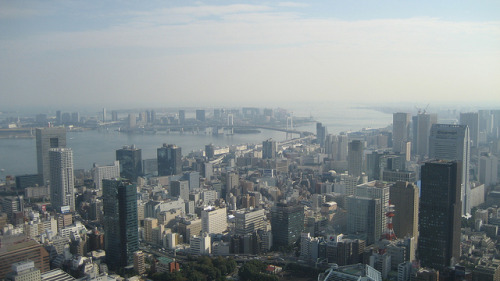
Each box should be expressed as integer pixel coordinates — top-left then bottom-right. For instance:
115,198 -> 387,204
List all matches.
1,1 -> 499,109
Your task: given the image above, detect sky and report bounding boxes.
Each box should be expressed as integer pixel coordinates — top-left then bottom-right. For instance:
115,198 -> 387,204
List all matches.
1,0 -> 499,110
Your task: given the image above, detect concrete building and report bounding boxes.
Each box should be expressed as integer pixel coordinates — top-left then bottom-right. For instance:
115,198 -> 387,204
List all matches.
190,232 -> 211,255
346,195 -> 381,245
133,251 -> 145,275
348,140 -> 364,178
234,209 -> 266,236
480,153 -> 498,187
318,264 -> 382,281
0,236 -> 49,279
413,113 -> 437,158
390,181 -> 419,241
201,206 -> 227,234
170,180 -> 189,201
36,127 -> 66,184
354,181 -> 390,243
5,261 -> 41,281
393,113 -> 411,154
262,139 -> 277,159
91,161 -> 120,190
49,148 -> 75,212
429,124 -> 470,215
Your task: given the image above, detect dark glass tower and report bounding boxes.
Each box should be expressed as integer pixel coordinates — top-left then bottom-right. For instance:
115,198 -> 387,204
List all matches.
271,203 -> 304,248
116,145 -> 142,182
418,160 -> 461,270
103,179 -> 138,269
157,144 -> 182,176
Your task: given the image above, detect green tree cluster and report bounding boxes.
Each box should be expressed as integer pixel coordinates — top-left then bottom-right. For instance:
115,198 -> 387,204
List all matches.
238,260 -> 278,281
150,256 -> 236,281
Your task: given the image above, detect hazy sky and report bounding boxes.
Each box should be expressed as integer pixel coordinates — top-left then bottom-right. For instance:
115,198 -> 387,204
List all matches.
1,1 -> 499,110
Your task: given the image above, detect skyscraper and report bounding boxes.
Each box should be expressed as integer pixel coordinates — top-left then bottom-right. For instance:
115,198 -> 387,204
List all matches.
178,110 -> 185,124
170,180 -> 189,201
316,122 -> 327,148
262,139 -> 277,159
271,203 -> 304,248
157,144 -> 182,176
346,195 -> 381,245
36,127 -> 66,184
116,145 -> 142,182
103,179 -> 139,269
390,181 -> 419,240
429,124 -> 470,215
418,160 -> 461,270
413,113 -> 437,158
348,140 -> 364,177
354,181 -> 390,243
49,148 -> 75,212
460,112 -> 479,148
392,112 -> 411,153
196,109 -> 206,122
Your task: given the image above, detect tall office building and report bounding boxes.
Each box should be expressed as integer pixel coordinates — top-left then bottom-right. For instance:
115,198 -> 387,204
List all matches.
49,148 -> 75,212
348,140 -> 364,177
262,139 -> 277,159
170,180 -> 189,201
157,144 -> 182,176
103,179 -> 139,269
418,160 -> 461,270
128,113 -> 136,128
178,110 -> 185,124
390,181 -> 419,240
196,109 -> 206,122
316,122 -> 327,147
460,112 -> 479,148
346,195 -> 381,246
234,209 -> 266,236
201,206 -> 228,234
271,203 -> 304,248
479,153 -> 498,187
36,127 -> 66,184
102,108 -> 107,122
393,113 -> 411,153
354,181 -> 390,243
91,161 -> 120,190
116,145 -> 142,182
413,113 -> 437,158
429,124 -> 470,215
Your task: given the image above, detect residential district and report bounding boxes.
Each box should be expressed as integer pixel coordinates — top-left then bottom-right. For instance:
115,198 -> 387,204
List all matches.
1,107 -> 500,281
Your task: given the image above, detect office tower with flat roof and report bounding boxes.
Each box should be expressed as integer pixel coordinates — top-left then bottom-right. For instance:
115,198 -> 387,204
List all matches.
116,145 -> 142,182
413,113 -> 437,158
316,122 -> 327,148
390,181 -> 419,240
271,203 -> 304,248
201,206 -> 228,234
178,110 -> 185,124
460,112 -> 479,148
418,160 -> 461,270
49,148 -> 75,212
429,124 -> 470,215
354,181 -> 389,243
196,109 -> 206,122
348,140 -> 364,177
346,195 -> 381,245
262,139 -> 277,159
235,209 -> 266,236
128,113 -> 136,128
393,112 -> 411,154
157,144 -> 182,176
479,153 -> 498,187
170,180 -> 189,201
36,127 -> 66,184
103,179 -> 139,269
0,236 -> 50,279
91,161 -> 120,190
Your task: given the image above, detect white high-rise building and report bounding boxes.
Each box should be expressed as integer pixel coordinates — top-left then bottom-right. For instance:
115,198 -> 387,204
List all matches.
190,232 -> 211,254
429,124 -> 470,215
234,209 -> 266,235
49,148 -> 75,211
355,181 -> 390,243
91,161 -> 120,190
393,113 -> 411,154
201,206 -> 227,234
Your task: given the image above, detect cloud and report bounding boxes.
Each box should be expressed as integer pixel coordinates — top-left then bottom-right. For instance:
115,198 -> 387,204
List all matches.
277,2 -> 309,8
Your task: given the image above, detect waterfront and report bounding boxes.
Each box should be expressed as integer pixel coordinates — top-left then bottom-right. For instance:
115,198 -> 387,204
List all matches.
0,105 -> 392,177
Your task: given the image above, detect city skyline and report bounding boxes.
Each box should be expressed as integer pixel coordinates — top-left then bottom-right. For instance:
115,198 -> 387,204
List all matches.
1,1 -> 499,109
